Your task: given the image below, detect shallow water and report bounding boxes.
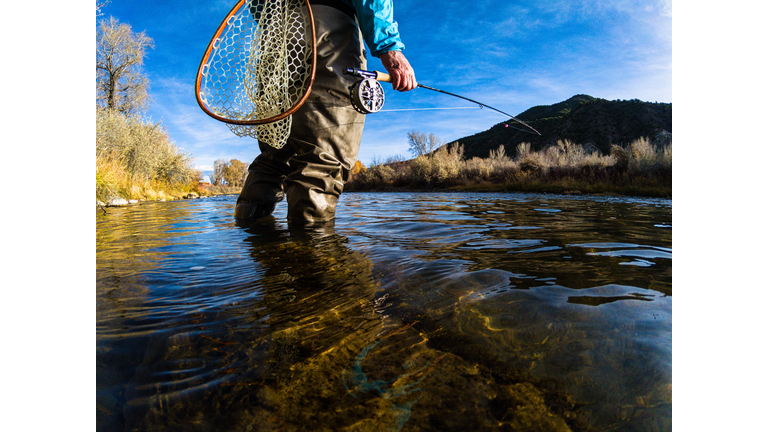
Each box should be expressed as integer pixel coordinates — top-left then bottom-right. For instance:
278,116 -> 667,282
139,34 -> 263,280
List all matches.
97,192 -> 671,432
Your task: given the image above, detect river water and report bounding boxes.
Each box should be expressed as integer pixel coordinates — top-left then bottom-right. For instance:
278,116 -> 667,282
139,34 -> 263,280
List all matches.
97,192 -> 671,432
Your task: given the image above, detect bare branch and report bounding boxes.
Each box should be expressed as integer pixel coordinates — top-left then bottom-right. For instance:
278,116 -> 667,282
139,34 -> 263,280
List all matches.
407,131 -> 443,157
96,1 -> 110,17
96,17 -> 154,115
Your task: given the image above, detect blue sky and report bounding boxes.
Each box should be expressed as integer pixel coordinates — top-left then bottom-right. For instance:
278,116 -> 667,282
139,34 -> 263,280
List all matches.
99,0 -> 672,178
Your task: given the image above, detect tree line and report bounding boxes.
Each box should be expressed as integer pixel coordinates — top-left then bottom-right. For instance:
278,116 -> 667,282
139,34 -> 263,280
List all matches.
210,159 -> 249,187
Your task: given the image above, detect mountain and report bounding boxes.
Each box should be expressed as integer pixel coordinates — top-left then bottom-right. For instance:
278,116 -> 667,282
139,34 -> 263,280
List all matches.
450,95 -> 672,159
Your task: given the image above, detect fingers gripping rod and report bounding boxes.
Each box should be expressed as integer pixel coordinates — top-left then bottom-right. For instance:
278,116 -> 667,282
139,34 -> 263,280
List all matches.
345,68 -> 541,136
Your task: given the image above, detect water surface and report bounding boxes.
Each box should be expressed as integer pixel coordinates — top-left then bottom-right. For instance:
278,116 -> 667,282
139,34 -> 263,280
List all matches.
97,192 -> 671,431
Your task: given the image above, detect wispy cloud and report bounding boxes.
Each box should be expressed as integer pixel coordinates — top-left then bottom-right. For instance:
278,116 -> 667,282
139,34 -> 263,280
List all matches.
147,76 -> 260,171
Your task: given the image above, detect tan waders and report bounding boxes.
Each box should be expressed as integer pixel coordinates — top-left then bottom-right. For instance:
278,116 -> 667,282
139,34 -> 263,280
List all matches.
234,5 -> 367,224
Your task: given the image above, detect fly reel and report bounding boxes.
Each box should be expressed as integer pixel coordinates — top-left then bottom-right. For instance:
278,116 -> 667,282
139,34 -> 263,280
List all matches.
349,78 -> 385,114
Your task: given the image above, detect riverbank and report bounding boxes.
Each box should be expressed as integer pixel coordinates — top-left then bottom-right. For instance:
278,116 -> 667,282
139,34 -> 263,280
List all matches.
96,108 -> 242,206
346,138 -> 671,199
347,178 -> 671,199
97,185 -> 241,209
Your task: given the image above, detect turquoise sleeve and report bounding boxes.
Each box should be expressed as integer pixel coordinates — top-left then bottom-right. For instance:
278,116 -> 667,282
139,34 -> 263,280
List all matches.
346,0 -> 405,57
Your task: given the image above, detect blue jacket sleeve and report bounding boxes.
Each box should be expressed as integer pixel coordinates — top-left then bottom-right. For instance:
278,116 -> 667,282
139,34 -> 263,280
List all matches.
343,0 -> 405,57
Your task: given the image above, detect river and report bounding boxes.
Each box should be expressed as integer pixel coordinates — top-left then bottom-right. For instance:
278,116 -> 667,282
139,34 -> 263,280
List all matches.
97,192 -> 671,431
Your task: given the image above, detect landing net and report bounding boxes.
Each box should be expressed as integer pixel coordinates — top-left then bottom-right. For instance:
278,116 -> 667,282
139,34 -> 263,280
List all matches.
196,0 -> 315,149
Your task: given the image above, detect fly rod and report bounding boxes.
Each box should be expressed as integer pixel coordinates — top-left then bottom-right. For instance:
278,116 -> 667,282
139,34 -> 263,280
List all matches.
345,68 -> 541,136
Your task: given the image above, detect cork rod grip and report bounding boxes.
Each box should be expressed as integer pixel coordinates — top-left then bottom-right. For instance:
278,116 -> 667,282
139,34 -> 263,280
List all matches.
373,71 -> 392,83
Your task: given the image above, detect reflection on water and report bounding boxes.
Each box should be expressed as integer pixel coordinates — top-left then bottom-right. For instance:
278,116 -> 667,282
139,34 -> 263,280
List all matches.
97,192 -> 671,431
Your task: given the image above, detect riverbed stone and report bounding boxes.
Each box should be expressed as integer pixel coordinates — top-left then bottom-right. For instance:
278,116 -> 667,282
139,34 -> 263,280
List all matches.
107,197 -> 129,207
130,319 -> 584,432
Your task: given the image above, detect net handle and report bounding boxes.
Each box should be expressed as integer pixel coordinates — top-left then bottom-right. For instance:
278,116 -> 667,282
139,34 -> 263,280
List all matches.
194,0 -> 317,126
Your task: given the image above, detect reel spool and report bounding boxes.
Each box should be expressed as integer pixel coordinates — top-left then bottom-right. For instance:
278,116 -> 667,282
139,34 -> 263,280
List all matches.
349,78 -> 385,114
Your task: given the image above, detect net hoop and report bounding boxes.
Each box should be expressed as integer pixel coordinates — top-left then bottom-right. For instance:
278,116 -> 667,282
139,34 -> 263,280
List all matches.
194,0 -> 316,126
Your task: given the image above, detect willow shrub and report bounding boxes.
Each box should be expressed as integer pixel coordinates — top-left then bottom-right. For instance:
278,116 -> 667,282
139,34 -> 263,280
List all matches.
629,137 -> 672,174
408,143 -> 465,186
96,108 -> 200,201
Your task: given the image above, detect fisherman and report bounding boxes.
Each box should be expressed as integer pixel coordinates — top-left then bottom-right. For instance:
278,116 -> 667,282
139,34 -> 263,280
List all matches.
234,0 -> 417,224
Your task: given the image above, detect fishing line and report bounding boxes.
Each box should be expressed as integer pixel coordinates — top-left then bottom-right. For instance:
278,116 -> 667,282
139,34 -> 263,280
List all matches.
378,106 -> 536,134
378,106 -> 479,112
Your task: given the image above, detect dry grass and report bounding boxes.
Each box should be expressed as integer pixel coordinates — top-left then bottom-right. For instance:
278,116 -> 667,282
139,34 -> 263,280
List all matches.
96,150 -> 202,202
347,138 -> 671,197
97,108 -> 202,202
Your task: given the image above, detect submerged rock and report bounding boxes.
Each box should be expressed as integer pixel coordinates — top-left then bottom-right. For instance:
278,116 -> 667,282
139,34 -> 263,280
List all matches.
126,319 -> 585,432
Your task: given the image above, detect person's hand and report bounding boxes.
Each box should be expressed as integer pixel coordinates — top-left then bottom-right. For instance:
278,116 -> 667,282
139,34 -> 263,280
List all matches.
380,50 -> 417,92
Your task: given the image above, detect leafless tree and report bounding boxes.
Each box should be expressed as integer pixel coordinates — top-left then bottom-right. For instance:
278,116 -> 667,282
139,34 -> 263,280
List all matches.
96,1 -> 110,17
96,17 -> 154,115
407,131 -> 443,157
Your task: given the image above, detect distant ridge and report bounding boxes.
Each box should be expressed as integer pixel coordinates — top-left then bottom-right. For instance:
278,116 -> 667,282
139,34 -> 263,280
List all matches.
451,95 -> 672,159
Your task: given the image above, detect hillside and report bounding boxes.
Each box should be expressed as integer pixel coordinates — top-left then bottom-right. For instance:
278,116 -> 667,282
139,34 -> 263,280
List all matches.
450,95 -> 672,159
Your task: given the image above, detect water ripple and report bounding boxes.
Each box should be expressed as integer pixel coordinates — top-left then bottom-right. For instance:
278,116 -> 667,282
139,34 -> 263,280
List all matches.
98,192 -> 672,432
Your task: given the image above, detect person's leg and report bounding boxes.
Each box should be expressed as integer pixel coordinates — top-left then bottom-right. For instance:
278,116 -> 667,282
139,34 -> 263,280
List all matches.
234,5 -> 366,223
283,5 -> 367,224
234,141 -> 294,219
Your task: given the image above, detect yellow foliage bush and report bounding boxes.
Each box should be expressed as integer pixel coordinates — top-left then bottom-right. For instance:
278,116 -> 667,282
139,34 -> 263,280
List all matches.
96,108 -> 201,201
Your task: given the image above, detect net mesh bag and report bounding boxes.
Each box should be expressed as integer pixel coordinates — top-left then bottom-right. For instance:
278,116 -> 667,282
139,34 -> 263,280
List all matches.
198,0 -> 313,149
